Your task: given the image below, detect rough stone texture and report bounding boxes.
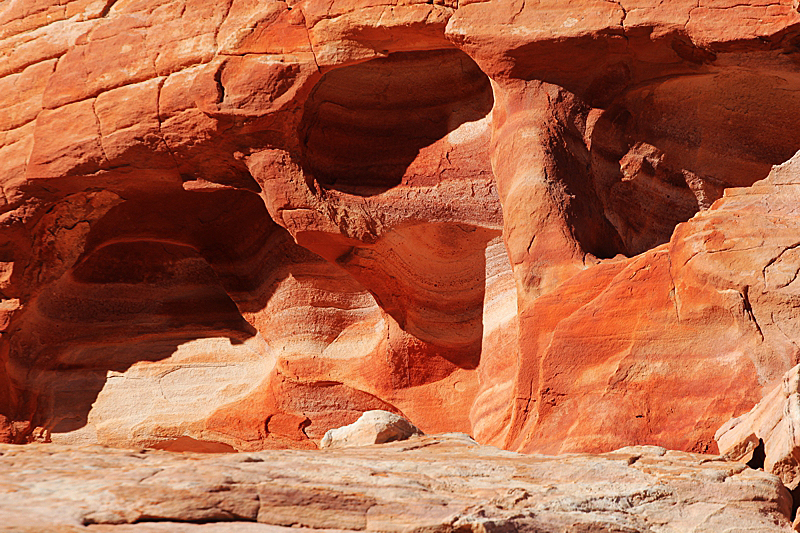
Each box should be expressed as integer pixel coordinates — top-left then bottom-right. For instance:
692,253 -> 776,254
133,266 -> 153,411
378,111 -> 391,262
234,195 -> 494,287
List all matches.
506,151 -> 800,455
0,434 -> 794,532
717,362 -> 800,490
1,0 -> 800,455
319,410 -> 422,448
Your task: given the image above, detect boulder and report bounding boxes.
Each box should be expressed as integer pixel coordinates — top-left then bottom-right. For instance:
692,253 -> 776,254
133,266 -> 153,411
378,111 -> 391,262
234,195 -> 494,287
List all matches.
319,410 -> 423,449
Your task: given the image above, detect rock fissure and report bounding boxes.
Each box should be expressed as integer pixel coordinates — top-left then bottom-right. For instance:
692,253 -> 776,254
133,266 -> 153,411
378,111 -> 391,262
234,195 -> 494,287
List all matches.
298,7 -> 321,72
90,98 -> 111,165
154,77 -> 180,169
215,0 -> 235,52
740,286 -> 765,341
98,0 -> 119,18
509,0 -> 526,24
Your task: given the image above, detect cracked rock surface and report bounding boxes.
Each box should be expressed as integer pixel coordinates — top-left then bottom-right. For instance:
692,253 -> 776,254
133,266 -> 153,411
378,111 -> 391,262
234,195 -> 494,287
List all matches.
0,434 -> 794,533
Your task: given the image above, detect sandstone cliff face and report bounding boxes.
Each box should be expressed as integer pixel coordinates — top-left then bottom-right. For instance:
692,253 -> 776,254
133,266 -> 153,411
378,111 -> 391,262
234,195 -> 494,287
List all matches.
1,0 -> 800,454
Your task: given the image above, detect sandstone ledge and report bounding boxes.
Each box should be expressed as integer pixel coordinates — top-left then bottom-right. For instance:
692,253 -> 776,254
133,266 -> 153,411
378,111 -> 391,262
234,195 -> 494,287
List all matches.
0,434 -> 793,533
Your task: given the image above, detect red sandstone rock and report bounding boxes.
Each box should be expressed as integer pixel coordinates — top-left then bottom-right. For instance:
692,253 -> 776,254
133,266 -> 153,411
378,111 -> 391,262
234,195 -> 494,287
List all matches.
1,0 -> 800,457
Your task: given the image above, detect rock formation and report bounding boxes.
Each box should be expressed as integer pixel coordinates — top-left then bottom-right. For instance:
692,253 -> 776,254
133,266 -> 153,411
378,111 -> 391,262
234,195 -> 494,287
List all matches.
0,435 -> 795,532
717,362 -> 800,491
319,410 -> 422,448
1,0 -> 800,458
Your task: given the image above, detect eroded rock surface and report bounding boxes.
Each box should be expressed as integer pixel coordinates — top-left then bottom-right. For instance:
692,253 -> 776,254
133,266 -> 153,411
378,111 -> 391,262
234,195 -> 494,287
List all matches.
505,151 -> 800,455
0,435 -> 794,533
1,0 -> 800,454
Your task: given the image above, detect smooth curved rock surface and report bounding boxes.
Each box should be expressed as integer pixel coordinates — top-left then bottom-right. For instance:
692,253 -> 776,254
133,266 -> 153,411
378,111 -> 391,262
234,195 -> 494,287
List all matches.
1,0 -> 800,454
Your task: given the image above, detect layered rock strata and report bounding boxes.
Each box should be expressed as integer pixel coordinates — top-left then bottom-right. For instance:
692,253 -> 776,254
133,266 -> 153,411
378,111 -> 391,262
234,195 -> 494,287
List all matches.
0,434 -> 794,533
1,0 -> 800,453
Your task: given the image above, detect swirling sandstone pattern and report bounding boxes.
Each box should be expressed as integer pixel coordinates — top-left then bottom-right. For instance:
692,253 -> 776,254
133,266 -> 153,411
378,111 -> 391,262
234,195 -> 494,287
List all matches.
1,0 -> 800,454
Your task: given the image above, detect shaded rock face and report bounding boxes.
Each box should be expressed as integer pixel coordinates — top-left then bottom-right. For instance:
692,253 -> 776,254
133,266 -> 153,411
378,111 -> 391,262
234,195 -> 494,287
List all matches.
1,0 -> 800,455
0,435 -> 794,532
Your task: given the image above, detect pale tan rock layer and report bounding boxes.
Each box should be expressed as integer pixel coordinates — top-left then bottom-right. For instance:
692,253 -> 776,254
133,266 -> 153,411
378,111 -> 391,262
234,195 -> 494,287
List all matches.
717,362 -> 800,491
1,0 -> 800,453
319,410 -> 422,448
0,435 -> 794,532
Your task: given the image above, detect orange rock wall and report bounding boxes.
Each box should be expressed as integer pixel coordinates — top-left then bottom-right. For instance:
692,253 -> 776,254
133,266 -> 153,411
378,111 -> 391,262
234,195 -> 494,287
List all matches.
1,0 -> 800,452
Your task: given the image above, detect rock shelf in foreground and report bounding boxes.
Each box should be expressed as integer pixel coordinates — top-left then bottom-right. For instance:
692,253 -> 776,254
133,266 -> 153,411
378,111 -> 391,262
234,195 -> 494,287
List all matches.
0,434 -> 793,533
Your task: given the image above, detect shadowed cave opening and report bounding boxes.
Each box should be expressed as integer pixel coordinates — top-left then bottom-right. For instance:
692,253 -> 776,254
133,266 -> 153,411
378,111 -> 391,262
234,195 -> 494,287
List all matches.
9,181 -> 494,449
11,188 -> 279,440
293,47 -> 500,373
299,48 -> 494,195
588,68 -> 800,257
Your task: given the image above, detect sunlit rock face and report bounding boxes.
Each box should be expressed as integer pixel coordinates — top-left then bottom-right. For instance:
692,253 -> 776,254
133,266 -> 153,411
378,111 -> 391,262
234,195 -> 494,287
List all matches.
1,436 -> 795,532
1,0 -> 800,454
